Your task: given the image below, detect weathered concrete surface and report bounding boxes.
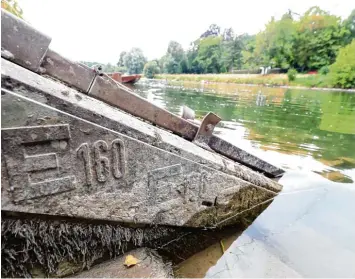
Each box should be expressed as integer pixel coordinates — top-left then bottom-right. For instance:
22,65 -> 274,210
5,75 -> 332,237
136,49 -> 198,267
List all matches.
1,58 -> 282,194
74,248 -> 173,278
1,87 -> 277,227
1,58 -> 282,229
1,10 -> 51,72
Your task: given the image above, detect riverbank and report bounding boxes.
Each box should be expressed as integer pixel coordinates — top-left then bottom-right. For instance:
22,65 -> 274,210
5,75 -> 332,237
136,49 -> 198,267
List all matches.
154,74 -> 355,92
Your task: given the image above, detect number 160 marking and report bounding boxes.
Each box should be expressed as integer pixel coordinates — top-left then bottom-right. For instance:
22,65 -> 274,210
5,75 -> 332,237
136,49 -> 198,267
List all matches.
76,139 -> 126,186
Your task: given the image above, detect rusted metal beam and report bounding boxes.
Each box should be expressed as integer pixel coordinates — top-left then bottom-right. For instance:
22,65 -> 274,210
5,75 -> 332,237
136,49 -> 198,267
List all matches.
209,136 -> 284,177
88,75 -> 199,140
41,49 -> 96,93
1,9 -> 51,72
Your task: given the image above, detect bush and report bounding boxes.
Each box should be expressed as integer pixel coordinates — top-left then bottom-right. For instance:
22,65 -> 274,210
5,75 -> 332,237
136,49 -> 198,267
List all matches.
143,61 -> 160,78
328,40 -> 355,89
287,68 -> 297,81
319,66 -> 329,75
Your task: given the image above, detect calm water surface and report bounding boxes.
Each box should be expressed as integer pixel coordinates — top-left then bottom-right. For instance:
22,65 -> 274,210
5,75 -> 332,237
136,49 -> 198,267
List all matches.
133,80 -> 355,277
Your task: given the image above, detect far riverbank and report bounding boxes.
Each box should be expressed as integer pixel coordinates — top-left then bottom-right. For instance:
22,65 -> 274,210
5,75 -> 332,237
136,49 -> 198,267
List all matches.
153,74 -> 355,92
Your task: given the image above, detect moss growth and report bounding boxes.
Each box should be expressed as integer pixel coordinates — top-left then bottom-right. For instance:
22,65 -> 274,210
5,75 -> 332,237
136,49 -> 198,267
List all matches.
1,216 -> 176,278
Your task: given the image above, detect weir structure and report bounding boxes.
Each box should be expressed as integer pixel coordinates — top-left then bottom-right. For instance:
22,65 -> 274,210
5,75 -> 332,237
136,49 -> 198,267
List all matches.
1,9 -> 284,277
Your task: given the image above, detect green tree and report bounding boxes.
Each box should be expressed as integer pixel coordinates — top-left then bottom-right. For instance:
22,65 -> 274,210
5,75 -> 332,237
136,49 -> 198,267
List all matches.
343,9 -> 355,44
328,39 -> 355,89
117,51 -> 127,68
293,6 -> 348,71
241,35 -> 257,69
253,13 -> 296,69
195,36 -> 223,73
123,48 -> 147,74
222,34 -> 244,71
161,41 -> 186,74
186,44 -> 203,73
143,60 -> 160,78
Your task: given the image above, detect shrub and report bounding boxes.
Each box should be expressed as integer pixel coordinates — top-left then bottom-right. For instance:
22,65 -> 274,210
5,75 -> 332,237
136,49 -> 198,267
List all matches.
143,61 -> 160,78
328,40 -> 355,89
287,68 -> 297,81
319,66 -> 329,75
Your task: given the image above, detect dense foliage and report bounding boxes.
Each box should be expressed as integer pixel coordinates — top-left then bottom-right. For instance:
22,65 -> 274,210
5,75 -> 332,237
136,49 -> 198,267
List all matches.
287,69 -> 297,81
328,40 -> 355,88
122,48 -> 147,74
153,7 -> 354,75
143,60 -> 160,78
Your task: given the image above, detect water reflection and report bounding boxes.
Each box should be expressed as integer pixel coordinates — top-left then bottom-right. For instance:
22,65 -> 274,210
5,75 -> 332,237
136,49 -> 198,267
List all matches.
133,80 -> 355,277
134,80 -> 355,184
205,172 -> 355,277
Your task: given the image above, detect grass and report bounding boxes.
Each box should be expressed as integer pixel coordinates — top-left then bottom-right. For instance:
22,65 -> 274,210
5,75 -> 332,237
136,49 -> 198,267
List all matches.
290,74 -> 331,88
153,73 -> 341,89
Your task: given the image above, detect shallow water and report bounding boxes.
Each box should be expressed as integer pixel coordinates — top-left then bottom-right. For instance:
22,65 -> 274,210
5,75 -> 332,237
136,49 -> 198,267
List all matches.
133,80 -> 355,277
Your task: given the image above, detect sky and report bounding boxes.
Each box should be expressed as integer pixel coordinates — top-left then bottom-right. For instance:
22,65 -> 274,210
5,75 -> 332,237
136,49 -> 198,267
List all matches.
18,0 -> 353,64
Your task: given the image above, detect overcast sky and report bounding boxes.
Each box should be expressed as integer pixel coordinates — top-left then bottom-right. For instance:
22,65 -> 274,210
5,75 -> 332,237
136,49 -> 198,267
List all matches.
18,0 -> 353,64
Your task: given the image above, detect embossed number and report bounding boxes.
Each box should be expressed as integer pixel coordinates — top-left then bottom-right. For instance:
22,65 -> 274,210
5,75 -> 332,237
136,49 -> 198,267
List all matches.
111,139 -> 126,179
93,140 -> 110,182
77,139 -> 126,185
76,143 -> 93,186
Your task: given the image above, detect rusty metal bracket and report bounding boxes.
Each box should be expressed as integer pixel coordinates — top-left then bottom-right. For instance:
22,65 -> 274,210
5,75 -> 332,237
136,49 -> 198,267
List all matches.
193,112 -> 221,150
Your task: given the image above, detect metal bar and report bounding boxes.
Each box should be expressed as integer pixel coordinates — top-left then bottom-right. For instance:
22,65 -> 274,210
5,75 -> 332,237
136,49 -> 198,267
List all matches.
1,9 -> 51,72
209,136 -> 285,177
88,74 -> 199,140
41,49 -> 96,93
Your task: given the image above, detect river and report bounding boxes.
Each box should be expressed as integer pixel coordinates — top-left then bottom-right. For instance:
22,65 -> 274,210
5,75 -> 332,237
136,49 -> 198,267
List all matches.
132,80 -> 355,277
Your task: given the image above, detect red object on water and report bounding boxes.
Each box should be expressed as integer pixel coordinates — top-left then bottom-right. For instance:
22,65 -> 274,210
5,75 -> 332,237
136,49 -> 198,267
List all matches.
107,72 -> 141,84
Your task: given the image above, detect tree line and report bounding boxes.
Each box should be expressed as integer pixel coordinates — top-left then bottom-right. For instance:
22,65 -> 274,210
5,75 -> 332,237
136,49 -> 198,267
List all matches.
143,6 -> 355,77
80,6 -> 355,88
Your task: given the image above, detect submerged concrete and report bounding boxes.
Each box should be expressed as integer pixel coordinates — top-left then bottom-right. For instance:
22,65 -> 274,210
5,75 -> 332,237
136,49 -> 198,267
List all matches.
1,58 -> 281,229
1,58 -> 282,193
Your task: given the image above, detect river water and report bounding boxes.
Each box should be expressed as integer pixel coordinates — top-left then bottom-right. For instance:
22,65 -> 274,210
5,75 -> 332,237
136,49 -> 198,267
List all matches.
133,80 -> 355,277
